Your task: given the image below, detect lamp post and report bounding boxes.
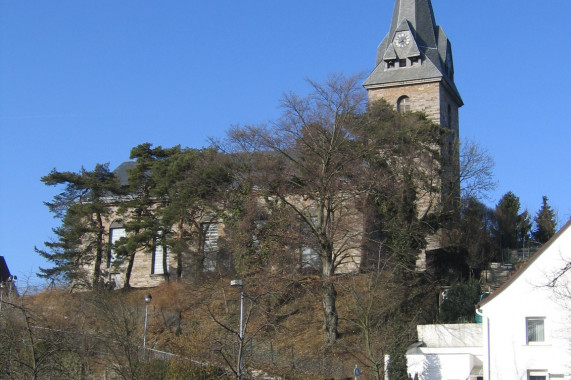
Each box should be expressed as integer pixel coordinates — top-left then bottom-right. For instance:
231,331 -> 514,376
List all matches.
143,293 -> 152,353
230,279 -> 244,379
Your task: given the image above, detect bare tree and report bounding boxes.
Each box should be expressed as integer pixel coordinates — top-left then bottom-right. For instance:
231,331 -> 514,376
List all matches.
227,74 -> 369,345
226,73 -> 446,345
458,139 -> 496,200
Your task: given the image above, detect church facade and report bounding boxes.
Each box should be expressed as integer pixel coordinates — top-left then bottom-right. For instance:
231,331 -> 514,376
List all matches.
92,0 -> 462,289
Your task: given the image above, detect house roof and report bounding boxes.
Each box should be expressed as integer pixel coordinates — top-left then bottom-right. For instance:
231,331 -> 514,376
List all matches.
478,220 -> 571,308
0,256 -> 12,282
363,0 -> 462,105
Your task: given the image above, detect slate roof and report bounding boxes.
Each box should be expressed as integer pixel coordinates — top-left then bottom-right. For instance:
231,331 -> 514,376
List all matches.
0,256 -> 12,283
364,0 -> 462,105
113,161 -> 137,186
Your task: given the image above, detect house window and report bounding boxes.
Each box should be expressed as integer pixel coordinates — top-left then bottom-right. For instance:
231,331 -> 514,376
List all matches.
526,318 -> 545,343
399,59 -> 407,67
527,370 -> 547,380
109,225 -> 126,268
397,96 -> 410,113
152,232 -> 168,275
202,222 -> 218,272
386,60 -> 395,69
410,57 -> 420,66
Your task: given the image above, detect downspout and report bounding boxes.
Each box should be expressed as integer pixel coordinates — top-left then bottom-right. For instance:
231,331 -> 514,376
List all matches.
476,308 -> 490,380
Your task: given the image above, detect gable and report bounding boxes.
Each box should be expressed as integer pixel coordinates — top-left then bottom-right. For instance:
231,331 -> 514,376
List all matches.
479,220 -> 571,310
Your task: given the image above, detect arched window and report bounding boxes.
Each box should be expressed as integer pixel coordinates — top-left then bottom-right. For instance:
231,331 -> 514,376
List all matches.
397,96 -> 410,113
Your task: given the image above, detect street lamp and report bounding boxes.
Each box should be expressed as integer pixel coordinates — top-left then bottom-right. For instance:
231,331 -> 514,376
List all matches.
230,279 -> 244,379
143,293 -> 152,352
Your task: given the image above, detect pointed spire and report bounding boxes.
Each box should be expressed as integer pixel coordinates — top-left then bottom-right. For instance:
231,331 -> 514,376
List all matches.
388,0 -> 437,49
364,0 -> 462,105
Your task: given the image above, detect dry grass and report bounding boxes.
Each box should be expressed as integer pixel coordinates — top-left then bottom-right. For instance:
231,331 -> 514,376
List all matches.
16,271 -> 434,379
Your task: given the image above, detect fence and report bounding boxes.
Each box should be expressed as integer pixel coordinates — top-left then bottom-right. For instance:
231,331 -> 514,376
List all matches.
141,339 -> 354,379
236,338 -> 353,378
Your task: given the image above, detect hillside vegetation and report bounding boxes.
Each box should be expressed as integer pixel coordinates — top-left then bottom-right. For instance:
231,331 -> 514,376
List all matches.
1,269 -> 438,379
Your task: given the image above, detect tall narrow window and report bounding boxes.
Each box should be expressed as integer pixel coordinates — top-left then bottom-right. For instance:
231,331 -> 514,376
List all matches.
109,222 -> 126,268
152,231 -> 168,275
301,247 -> 321,269
300,216 -> 321,270
202,222 -> 218,272
397,96 -> 410,113
526,317 -> 545,343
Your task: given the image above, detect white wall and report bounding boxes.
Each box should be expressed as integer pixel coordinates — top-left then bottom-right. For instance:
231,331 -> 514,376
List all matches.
405,324 -> 483,380
480,224 -> 571,380
407,350 -> 482,380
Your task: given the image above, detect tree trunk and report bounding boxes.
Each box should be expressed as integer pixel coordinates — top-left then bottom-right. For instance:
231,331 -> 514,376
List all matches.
321,244 -> 338,344
93,212 -> 105,289
163,249 -> 170,282
176,216 -> 184,279
322,280 -> 338,345
123,253 -> 134,289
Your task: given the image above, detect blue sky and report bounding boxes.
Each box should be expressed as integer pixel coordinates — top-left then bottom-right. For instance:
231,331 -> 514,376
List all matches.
1,1 -> 570,287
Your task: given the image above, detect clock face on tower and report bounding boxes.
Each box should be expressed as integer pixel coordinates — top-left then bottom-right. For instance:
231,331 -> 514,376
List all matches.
395,32 -> 410,48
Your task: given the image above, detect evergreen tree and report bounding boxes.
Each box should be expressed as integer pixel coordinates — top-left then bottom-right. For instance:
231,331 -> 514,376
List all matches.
493,191 -> 532,254
36,164 -> 121,287
157,147 -> 234,278
387,314 -> 413,380
532,196 -> 557,244
458,196 -> 495,275
116,143 -> 176,288
439,280 -> 481,323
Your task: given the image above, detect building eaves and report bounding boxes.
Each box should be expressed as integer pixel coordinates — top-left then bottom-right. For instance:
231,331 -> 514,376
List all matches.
0,256 -> 12,282
478,220 -> 571,308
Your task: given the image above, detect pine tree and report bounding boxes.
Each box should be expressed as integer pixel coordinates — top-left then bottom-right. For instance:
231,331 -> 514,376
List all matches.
157,147 -> 234,278
493,191 -> 532,252
459,196 -> 495,274
36,164 -> 121,287
116,143 -> 176,288
532,196 -> 557,244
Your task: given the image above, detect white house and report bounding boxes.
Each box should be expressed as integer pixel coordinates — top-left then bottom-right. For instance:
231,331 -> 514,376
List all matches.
402,221 -> 571,380
406,324 -> 483,380
478,221 -> 571,380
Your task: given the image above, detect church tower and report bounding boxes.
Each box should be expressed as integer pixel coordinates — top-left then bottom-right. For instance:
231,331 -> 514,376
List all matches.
364,0 -> 462,255
364,0 -> 462,129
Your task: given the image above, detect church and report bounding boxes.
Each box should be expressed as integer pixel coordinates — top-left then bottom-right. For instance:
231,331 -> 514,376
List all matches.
97,0 -> 463,289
